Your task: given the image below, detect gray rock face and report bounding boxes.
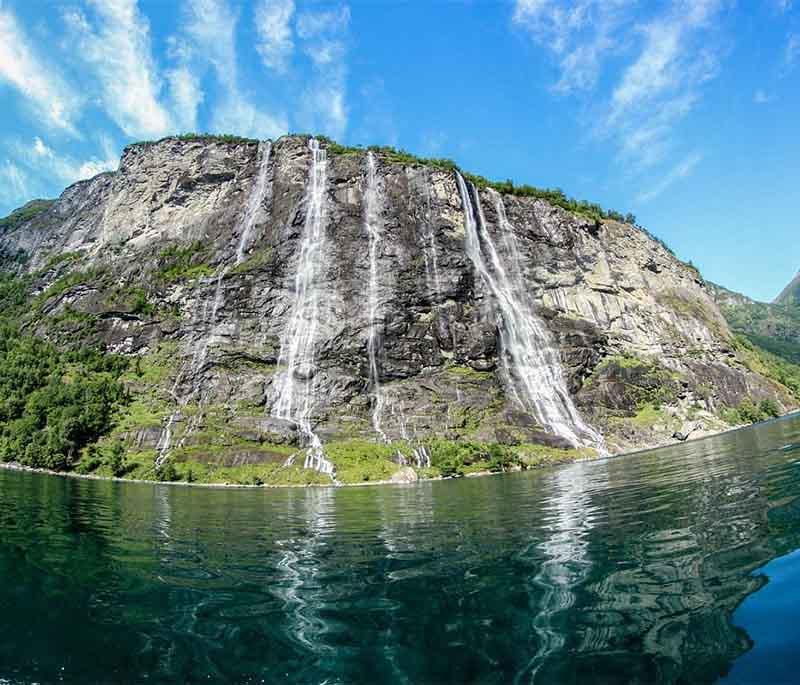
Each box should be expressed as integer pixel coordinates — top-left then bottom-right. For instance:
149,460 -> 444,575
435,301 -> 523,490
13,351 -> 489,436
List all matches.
1,135 -> 794,457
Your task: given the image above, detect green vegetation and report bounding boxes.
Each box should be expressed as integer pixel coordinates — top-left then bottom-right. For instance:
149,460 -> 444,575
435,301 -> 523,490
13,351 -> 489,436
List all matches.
34,267 -> 104,309
720,398 -> 782,426
733,335 -> 800,399
129,133 -> 258,150
319,440 -> 400,482
775,272 -> 800,306
719,299 -> 800,365
0,199 -> 54,234
310,134 -> 635,225
609,403 -> 673,431
0,326 -> 129,470
586,354 -> 682,411
41,251 -> 81,272
69,432 -> 595,486
230,247 -> 273,274
157,241 -> 214,282
129,133 -> 258,152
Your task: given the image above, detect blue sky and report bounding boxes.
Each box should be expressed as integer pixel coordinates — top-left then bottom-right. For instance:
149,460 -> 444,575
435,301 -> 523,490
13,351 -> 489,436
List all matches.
0,0 -> 797,301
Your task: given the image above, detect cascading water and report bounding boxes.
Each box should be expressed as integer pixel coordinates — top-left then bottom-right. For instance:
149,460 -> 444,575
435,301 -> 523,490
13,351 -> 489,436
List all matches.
364,151 -> 388,442
455,173 -> 603,450
272,139 -> 335,477
156,140 -> 274,469
235,141 -> 272,265
421,169 -> 443,303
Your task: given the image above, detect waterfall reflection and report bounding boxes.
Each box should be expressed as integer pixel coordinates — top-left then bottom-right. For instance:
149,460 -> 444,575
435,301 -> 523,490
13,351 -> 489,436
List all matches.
271,487 -> 337,668
515,460 -> 606,684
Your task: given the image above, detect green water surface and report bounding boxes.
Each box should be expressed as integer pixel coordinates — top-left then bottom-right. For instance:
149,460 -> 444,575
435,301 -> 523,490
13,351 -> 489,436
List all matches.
2,415 -> 800,684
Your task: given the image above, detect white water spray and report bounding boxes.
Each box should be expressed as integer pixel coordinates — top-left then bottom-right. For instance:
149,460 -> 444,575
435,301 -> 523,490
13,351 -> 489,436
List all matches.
455,173 -> 602,450
156,140 -> 274,469
272,139 -> 335,477
421,169 -> 443,303
364,151 -> 388,442
236,141 -> 272,265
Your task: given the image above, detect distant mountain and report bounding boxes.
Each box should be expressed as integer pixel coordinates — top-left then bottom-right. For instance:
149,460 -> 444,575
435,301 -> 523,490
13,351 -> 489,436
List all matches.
775,270 -> 800,306
709,281 -> 800,364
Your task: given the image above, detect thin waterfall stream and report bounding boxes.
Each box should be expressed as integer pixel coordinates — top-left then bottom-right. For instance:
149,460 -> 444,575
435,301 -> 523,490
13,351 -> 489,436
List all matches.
364,151 -> 387,442
272,139 -> 335,478
455,173 -> 603,450
155,141 -> 273,468
236,141 -> 272,265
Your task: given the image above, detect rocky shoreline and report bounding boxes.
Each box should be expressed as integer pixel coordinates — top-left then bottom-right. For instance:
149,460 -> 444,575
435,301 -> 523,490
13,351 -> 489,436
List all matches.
2,414 -> 785,491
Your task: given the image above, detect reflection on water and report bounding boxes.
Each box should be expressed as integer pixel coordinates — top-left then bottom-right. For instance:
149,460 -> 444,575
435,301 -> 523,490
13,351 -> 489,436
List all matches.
515,461 -> 605,684
1,415 -> 800,684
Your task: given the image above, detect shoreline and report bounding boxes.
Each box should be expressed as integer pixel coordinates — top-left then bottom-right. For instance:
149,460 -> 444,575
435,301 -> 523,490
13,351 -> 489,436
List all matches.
1,413 -> 796,491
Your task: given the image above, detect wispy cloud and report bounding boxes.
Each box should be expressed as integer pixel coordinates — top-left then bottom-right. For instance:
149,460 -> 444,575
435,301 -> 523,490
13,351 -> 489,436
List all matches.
166,65 -> 204,132
637,151 -> 703,203
513,0 -> 635,93
64,0 -> 173,139
295,5 -> 350,139
180,0 -> 286,138
0,5 -> 81,135
514,0 -> 722,187
255,0 -> 295,73
15,135 -> 118,185
0,160 -> 31,206
607,1 -> 721,168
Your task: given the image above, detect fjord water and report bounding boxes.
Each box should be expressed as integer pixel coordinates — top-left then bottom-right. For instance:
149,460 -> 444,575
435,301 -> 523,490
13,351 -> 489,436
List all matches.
2,416 -> 800,684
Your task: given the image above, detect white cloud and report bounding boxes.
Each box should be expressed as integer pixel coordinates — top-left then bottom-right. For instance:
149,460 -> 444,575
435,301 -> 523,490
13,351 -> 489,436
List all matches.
64,0 -> 172,139
20,135 -> 118,184
609,1 -> 720,124
513,0 -> 635,93
514,0 -> 723,174
167,66 -> 204,131
637,151 -> 702,203
0,6 -> 81,135
296,6 -> 350,39
0,160 -> 31,206
295,5 -> 350,139
255,0 -> 295,73
180,0 -> 286,138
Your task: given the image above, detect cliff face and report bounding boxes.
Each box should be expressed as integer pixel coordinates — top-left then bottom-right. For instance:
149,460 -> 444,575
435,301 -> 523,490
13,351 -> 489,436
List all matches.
0,135 -> 795,474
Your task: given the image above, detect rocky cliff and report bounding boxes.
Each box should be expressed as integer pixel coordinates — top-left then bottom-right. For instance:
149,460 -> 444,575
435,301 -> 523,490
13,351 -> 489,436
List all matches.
0,135 -> 796,483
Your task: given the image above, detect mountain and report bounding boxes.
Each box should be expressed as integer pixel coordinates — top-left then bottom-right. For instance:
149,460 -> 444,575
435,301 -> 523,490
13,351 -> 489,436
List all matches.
709,282 -> 800,365
0,134 -> 796,485
775,270 -> 800,306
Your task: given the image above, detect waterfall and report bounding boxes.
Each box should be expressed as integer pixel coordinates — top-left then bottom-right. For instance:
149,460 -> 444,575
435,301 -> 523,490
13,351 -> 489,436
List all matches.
272,139 -> 335,477
235,141 -> 272,265
422,169 -> 443,303
156,140 -> 274,469
364,151 -> 388,442
455,173 -> 602,450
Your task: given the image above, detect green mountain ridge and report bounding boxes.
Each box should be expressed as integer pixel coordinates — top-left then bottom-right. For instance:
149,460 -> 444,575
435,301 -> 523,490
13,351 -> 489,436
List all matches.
775,269 -> 800,306
708,281 -> 800,365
